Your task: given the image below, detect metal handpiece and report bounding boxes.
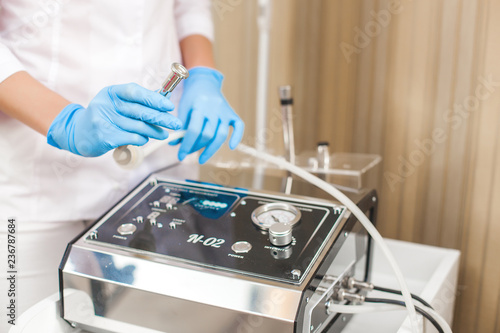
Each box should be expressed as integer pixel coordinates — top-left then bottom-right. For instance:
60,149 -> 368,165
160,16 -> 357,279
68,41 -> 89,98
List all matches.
113,62 -> 189,169
159,62 -> 190,97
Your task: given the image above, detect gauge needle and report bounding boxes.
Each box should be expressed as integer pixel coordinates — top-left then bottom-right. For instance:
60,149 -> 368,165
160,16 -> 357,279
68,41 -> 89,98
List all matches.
271,215 -> 280,222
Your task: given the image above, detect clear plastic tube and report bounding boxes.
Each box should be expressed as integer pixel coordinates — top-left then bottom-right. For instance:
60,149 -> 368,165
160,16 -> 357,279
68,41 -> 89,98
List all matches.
329,302 -> 452,333
425,306 -> 453,333
116,131 -> 445,333
327,303 -> 406,314
235,143 -> 421,333
364,294 -> 453,333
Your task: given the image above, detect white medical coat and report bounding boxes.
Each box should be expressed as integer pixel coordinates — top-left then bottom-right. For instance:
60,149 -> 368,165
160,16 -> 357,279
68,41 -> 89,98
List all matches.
0,0 -> 213,222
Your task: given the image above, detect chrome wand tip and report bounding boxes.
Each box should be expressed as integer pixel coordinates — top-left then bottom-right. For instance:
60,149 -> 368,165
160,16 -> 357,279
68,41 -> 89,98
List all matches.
159,62 -> 189,97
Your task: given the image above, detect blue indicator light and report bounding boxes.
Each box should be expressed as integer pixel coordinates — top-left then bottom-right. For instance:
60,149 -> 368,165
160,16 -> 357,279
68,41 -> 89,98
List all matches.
200,200 -> 228,208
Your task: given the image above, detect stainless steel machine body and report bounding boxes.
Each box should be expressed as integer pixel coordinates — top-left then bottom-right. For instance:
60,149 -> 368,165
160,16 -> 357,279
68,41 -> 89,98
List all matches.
59,166 -> 377,333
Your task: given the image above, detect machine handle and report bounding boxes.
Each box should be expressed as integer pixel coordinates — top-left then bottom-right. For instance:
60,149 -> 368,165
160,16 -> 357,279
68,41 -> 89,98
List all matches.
113,63 -> 189,169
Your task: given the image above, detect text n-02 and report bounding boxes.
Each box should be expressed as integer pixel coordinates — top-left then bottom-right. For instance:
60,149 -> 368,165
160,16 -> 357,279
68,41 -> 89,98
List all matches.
187,234 -> 225,248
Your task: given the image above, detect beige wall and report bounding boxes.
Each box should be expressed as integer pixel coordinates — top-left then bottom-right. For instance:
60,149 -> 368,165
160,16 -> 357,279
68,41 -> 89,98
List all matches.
212,0 -> 297,153
213,0 -> 500,331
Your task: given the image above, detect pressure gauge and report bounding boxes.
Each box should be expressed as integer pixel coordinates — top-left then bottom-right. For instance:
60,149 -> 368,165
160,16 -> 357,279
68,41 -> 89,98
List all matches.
251,202 -> 301,230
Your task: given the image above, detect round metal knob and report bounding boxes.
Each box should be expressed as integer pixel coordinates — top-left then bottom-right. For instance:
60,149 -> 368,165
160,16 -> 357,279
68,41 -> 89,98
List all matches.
269,223 -> 293,246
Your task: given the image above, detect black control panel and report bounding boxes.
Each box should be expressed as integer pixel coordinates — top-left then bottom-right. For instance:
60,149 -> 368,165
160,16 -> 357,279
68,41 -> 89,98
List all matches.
87,179 -> 345,284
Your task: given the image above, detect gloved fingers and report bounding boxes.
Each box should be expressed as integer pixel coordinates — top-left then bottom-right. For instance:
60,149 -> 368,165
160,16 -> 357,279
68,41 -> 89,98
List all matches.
106,132 -> 149,149
198,122 -> 230,164
168,100 -> 191,146
92,121 -> 150,149
175,100 -> 191,125
109,115 -> 170,141
228,117 -> 245,149
168,136 -> 183,146
169,134 -> 183,146
74,129 -> 149,157
190,114 -> 220,153
177,111 -> 207,161
114,101 -> 182,130
109,83 -> 175,112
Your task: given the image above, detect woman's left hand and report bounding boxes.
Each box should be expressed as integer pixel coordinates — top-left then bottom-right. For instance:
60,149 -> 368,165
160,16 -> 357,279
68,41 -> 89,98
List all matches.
171,67 -> 244,164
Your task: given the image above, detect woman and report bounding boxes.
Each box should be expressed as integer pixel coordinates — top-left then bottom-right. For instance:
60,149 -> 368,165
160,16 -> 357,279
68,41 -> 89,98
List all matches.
0,1 -> 243,330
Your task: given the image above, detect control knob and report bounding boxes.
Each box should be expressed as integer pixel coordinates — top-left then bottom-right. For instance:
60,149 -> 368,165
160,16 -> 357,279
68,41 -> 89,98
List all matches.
269,223 -> 293,246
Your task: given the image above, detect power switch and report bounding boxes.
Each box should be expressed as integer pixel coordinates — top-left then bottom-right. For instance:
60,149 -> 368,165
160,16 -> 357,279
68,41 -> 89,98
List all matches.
232,241 -> 252,254
117,223 -> 137,236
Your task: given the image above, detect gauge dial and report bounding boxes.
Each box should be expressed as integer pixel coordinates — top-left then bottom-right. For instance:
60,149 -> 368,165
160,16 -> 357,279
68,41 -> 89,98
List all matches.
251,202 -> 301,230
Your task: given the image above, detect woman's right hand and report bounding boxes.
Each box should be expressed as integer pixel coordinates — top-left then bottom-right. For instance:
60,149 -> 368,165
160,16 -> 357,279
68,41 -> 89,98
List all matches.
47,83 -> 182,157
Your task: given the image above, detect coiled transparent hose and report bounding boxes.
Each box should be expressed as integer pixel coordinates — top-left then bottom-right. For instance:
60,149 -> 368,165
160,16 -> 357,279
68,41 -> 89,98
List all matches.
113,133 -> 453,333
235,143 -> 423,332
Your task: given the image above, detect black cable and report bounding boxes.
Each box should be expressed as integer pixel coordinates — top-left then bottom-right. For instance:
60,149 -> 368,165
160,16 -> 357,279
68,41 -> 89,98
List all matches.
373,285 -> 434,310
364,297 -> 444,333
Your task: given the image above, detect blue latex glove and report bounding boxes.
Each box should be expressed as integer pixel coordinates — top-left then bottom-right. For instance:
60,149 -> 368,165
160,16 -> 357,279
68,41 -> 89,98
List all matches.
171,67 -> 244,164
47,83 -> 182,157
